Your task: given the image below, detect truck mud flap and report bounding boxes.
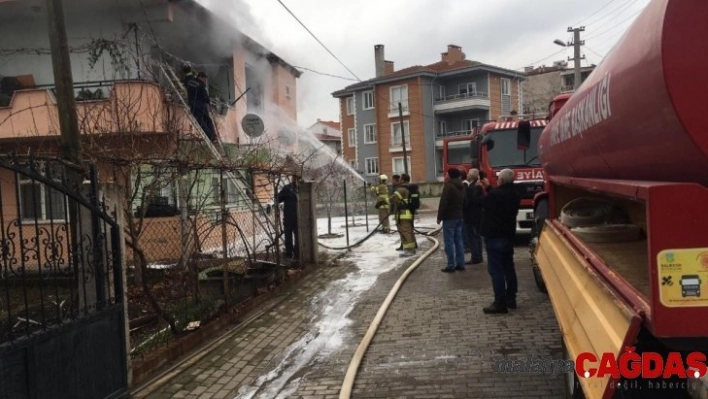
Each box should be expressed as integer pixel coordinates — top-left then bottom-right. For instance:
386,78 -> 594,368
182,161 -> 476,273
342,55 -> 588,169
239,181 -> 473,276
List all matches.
535,221 -> 642,399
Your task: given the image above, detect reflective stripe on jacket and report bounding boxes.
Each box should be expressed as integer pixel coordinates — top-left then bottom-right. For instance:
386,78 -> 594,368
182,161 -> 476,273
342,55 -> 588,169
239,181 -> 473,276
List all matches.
392,186 -> 413,220
371,183 -> 390,209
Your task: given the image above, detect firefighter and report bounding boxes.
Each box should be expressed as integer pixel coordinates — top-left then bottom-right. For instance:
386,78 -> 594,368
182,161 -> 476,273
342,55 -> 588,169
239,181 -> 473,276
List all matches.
391,173 -> 416,256
371,174 -> 390,233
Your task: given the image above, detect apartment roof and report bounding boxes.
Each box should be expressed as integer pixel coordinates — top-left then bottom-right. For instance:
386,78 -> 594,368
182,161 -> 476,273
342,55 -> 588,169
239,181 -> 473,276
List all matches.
332,58 -> 522,97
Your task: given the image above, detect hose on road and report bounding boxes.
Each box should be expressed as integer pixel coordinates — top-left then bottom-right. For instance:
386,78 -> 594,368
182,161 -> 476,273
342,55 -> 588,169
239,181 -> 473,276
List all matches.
338,226 -> 441,399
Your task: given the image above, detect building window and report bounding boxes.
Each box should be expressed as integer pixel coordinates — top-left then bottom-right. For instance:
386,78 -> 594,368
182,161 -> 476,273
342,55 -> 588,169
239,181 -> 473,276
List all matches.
362,91 -> 374,110
350,160 -> 357,169
389,85 -> 408,111
346,96 -> 355,115
463,119 -> 479,132
285,85 -> 291,98
392,156 -> 411,178
439,121 -> 447,136
501,78 -> 511,95
365,158 -> 379,175
391,121 -> 410,147
18,165 -> 66,221
458,82 -> 477,96
364,124 -> 377,144
348,128 -> 356,147
438,85 -> 446,100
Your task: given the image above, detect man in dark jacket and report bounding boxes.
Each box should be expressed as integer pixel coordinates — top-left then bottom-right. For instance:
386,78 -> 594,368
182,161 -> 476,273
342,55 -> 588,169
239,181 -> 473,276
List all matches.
463,168 -> 485,265
186,71 -> 217,142
437,168 -> 466,272
277,178 -> 299,259
480,168 -> 520,314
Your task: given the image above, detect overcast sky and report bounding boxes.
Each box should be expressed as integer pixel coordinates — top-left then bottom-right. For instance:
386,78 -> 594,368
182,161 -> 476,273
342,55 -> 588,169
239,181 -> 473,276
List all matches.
200,0 -> 650,128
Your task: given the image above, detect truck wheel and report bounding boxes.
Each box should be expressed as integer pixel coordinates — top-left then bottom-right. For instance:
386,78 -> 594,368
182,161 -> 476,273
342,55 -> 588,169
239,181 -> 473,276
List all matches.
563,340 -> 584,399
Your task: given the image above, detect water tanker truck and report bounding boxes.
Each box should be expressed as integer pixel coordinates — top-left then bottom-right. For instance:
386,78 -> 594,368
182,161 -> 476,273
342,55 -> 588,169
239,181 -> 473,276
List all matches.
532,0 -> 708,398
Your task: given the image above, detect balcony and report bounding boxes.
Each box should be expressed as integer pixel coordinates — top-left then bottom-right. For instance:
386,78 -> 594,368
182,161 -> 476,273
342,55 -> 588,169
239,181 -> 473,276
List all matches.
434,130 -> 471,147
560,85 -> 575,93
433,92 -> 490,114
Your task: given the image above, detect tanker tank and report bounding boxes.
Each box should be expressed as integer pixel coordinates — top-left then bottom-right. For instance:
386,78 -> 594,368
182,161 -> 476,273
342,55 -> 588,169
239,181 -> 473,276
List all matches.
538,0 -> 708,187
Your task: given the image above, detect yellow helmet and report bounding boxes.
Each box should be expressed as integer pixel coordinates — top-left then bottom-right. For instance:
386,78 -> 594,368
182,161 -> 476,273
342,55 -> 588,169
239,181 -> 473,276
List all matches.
379,174 -> 388,182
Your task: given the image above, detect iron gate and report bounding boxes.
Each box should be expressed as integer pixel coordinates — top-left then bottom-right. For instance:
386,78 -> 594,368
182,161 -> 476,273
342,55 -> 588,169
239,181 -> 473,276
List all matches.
0,157 -> 128,399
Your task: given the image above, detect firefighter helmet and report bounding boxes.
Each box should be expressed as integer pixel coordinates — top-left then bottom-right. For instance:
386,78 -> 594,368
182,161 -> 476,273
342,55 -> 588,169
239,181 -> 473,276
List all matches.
379,174 -> 388,182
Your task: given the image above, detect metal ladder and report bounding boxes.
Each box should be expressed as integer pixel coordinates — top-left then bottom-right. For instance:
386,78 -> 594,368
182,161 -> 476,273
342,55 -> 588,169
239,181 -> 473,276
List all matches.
158,63 -> 276,248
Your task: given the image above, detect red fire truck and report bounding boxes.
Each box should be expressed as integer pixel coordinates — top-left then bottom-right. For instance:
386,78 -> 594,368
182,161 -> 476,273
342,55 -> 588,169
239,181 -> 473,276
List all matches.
442,118 -> 548,234
532,0 -> 708,398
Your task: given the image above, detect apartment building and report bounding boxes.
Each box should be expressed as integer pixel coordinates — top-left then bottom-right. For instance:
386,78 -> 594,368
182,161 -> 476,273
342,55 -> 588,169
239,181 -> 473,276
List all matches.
332,45 -> 524,183
522,61 -> 595,117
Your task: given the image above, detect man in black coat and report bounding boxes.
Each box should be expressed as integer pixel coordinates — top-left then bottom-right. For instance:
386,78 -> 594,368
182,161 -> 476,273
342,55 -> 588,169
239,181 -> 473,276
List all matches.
463,168 -> 485,265
186,71 -> 217,142
277,178 -> 299,259
480,168 -> 520,314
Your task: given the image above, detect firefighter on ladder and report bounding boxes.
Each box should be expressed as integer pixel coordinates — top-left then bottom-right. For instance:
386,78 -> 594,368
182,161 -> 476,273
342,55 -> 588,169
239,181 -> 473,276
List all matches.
371,174 -> 390,233
391,173 -> 416,257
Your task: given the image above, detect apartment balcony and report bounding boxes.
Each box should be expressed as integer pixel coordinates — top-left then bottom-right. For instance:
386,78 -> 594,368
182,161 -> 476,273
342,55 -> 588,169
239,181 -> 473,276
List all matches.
560,85 -> 575,93
433,92 -> 490,114
0,79 -> 237,148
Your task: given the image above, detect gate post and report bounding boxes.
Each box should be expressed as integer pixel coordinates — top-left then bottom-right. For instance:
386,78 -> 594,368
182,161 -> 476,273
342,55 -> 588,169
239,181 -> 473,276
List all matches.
102,182 -> 132,387
297,181 -> 318,266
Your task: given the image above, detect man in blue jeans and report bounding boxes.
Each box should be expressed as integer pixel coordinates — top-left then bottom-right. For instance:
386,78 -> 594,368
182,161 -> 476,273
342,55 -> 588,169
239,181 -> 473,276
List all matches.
437,168 -> 466,272
480,169 -> 520,313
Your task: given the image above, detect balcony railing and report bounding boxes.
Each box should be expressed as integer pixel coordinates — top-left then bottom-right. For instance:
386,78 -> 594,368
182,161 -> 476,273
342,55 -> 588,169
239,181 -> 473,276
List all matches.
434,91 -> 488,102
433,92 -> 490,113
435,130 -> 471,139
561,85 -> 575,93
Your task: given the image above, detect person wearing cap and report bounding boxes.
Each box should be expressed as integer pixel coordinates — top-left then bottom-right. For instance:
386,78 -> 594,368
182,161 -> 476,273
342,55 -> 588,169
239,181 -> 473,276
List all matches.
371,174 -> 390,233
186,70 -> 217,142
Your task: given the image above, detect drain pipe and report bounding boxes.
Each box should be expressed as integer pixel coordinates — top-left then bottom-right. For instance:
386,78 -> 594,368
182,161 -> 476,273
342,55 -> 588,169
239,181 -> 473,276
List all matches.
339,228 -> 441,399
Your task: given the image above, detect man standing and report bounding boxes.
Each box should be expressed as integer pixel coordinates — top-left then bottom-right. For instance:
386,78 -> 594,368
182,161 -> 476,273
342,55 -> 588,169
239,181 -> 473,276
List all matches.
480,169 -> 520,314
371,174 -> 390,233
277,177 -> 299,260
391,173 -> 416,257
437,168 -> 466,272
186,71 -> 217,142
464,169 -> 485,265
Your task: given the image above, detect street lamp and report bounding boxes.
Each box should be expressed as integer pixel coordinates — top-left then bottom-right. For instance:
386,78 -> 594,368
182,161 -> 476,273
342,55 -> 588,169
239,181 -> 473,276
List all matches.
553,39 -> 567,47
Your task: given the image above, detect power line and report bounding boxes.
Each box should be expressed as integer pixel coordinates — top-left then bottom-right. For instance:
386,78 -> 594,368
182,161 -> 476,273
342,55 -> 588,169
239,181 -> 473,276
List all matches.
583,0 -> 637,26
570,0 -> 618,27
275,0 -> 361,82
584,46 -> 605,61
586,0 -> 640,32
292,65 -> 359,81
585,8 -> 644,40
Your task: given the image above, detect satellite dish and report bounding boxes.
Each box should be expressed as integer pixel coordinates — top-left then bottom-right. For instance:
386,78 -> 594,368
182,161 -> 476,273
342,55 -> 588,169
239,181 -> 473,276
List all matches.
241,114 -> 264,138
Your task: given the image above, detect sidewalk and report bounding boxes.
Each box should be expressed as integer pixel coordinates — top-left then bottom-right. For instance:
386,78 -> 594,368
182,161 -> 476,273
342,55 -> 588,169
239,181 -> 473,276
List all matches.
139,229 -> 564,398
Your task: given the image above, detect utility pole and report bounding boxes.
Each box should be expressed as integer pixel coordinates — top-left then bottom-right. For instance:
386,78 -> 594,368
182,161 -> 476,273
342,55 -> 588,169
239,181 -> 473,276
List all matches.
398,102 -> 409,176
46,0 -> 81,163
567,26 -> 586,91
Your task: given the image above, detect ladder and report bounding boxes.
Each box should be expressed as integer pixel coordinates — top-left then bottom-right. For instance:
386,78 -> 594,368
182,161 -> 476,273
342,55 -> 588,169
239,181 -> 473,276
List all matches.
158,63 -> 276,246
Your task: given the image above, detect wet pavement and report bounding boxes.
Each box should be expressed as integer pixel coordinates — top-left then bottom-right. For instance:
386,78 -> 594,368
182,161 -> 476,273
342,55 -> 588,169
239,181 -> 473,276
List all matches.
137,216 -> 565,398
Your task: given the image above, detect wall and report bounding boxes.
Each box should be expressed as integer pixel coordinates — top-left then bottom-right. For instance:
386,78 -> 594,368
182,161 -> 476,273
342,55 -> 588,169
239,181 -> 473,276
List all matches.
421,77 -> 437,182
340,97 -> 355,166
522,71 -> 562,115
354,88 -> 377,177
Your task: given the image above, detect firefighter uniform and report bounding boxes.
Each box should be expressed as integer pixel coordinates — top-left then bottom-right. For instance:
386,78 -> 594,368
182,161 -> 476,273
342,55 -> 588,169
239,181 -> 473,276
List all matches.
371,175 -> 390,233
391,184 -> 416,255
